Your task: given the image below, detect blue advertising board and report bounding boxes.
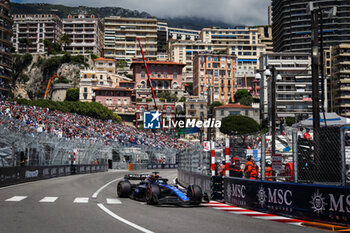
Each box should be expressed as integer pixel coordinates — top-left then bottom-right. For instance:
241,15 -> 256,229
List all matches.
224,177 -> 350,225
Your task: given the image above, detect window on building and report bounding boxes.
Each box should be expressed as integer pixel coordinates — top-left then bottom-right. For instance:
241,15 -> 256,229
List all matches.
84,87 -> 88,92
83,93 -> 87,99
200,104 -> 204,109
221,110 -> 224,116
245,110 -> 249,116
191,104 -> 194,109
100,75 -> 103,79
229,111 -> 240,116
141,72 -> 145,78
173,72 -> 177,79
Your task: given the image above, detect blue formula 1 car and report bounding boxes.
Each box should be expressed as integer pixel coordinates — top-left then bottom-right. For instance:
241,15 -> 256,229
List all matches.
117,172 -> 210,205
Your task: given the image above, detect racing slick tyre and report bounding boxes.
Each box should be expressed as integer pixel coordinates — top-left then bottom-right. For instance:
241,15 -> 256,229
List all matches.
146,184 -> 160,205
117,181 -> 132,198
187,185 -> 203,205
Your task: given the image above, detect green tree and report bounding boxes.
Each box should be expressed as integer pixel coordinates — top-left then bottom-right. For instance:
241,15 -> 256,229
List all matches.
157,91 -> 178,102
178,96 -> 186,102
286,117 -> 296,126
59,33 -> 72,51
220,115 -> 260,136
65,88 -> 79,101
234,89 -> 251,103
239,95 -> 253,106
117,60 -> 128,68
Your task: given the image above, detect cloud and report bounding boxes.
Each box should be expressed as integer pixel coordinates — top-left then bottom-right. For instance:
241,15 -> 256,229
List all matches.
19,0 -> 271,25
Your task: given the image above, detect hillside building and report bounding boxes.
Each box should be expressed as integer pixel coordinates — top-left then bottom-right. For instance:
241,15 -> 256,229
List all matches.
104,17 -> 158,64
0,0 -> 12,98
62,14 -> 104,56
12,14 -> 63,53
193,53 -> 237,104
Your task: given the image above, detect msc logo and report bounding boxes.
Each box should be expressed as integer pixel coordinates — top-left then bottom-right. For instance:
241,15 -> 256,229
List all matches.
143,111 -> 161,129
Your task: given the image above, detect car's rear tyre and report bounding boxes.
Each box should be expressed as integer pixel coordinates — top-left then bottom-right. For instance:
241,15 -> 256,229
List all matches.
187,185 -> 203,205
117,181 -> 132,198
146,184 -> 160,205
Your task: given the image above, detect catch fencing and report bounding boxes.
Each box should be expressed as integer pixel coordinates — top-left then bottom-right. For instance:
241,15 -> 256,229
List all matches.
0,115 -> 179,170
177,126 -> 350,186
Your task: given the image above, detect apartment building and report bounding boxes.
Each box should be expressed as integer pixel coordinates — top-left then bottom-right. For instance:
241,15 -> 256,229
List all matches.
257,26 -> 273,53
168,27 -> 200,41
12,14 -> 62,53
0,0 -> 12,98
168,40 -> 213,83
193,53 -> 237,104
258,53 -> 327,122
63,14 -> 104,56
79,58 -> 135,118
200,26 -> 266,90
184,96 -> 208,121
104,17 -> 158,64
330,44 -> 350,117
131,60 -> 186,99
157,22 -> 168,52
272,0 -> 350,52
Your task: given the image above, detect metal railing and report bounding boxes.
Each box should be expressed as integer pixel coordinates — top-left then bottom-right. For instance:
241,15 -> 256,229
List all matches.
177,127 -> 350,186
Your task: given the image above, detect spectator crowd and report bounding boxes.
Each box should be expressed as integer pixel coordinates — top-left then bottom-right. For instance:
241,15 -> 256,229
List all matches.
0,101 -> 190,151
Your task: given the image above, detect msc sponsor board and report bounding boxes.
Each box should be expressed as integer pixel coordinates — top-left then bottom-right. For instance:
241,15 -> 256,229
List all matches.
0,165 -> 107,187
147,164 -> 178,169
224,177 -> 350,225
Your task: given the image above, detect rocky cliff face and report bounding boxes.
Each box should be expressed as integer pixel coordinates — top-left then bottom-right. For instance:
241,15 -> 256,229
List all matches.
13,54 -> 84,100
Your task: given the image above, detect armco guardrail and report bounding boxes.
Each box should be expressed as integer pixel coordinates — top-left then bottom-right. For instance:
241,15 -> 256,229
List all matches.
147,164 -> 178,169
224,177 -> 350,226
0,165 -> 107,187
177,169 -> 211,196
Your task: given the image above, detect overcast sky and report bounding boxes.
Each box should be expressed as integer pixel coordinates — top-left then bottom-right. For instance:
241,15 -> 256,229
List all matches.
13,0 -> 271,25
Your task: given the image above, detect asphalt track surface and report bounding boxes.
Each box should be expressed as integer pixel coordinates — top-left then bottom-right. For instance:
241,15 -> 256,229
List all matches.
0,169 -> 328,233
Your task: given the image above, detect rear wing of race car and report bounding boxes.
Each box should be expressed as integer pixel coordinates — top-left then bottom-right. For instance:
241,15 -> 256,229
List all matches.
124,174 -> 149,180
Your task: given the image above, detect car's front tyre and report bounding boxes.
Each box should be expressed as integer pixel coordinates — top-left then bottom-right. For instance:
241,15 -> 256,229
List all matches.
146,184 -> 160,205
117,180 -> 132,198
187,185 -> 203,205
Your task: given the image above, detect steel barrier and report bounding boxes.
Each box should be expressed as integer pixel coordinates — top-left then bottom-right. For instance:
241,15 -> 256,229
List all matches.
0,164 -> 107,187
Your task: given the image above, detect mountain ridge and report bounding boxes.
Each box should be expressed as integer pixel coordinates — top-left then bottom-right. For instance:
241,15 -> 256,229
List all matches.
10,2 -> 237,30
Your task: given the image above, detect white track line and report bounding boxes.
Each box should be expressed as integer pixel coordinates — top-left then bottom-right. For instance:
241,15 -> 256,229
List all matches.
92,177 -> 122,199
106,198 -> 121,204
39,197 -> 58,203
5,196 -> 27,202
73,197 -> 89,203
97,203 -> 154,233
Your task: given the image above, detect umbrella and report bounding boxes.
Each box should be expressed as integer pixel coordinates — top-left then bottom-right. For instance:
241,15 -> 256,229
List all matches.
292,112 -> 350,128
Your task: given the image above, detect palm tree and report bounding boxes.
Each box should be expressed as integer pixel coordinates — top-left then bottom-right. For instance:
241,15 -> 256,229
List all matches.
59,33 -> 72,52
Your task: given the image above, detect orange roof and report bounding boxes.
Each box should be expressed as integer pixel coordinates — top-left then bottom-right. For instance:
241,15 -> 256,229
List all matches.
119,80 -> 135,83
215,104 -> 253,109
94,58 -> 116,62
150,77 -> 173,80
131,60 -> 186,67
93,87 -> 132,91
